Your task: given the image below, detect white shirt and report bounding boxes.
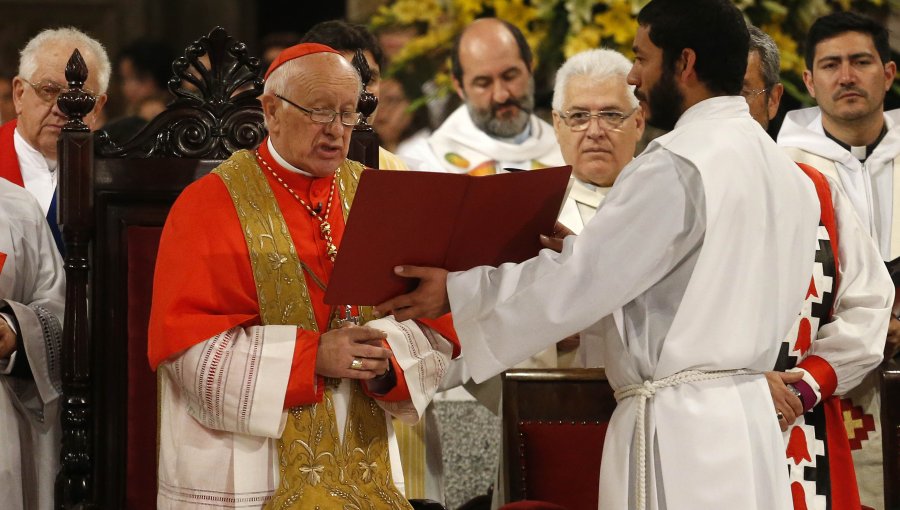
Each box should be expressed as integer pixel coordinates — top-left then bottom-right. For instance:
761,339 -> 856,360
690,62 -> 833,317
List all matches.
13,128 -> 57,215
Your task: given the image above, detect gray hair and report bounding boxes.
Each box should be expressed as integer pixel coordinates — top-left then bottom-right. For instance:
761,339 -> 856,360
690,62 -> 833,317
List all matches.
19,27 -> 111,94
552,48 -> 637,112
748,25 -> 780,89
263,54 -> 362,100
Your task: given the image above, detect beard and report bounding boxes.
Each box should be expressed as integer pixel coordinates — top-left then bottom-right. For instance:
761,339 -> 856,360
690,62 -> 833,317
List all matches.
637,67 -> 683,131
467,78 -> 535,138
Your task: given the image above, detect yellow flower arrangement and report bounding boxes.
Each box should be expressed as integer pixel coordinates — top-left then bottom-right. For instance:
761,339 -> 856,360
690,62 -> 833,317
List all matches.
371,0 -> 893,107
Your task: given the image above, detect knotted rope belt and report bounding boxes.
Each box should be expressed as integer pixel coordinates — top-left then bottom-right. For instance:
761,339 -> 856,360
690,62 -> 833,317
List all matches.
613,368 -> 759,510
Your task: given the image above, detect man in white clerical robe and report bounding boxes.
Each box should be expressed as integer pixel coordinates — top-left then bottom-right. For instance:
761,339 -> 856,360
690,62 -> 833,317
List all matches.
397,18 -> 563,177
0,177 -> 66,510
551,48 -> 645,370
743,25 -> 892,510
377,1 -> 824,508
0,28 -> 108,253
776,14 -> 900,507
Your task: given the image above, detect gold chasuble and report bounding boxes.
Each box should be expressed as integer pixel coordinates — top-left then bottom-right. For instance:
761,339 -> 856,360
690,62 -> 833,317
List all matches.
212,151 -> 412,510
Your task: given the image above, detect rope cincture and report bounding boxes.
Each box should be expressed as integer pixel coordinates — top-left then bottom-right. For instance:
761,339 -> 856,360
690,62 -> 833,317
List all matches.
613,368 -> 759,510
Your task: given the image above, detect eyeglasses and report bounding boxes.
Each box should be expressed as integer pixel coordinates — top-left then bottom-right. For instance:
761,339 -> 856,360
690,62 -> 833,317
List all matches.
558,107 -> 638,132
275,94 -> 361,127
23,79 -> 96,104
740,87 -> 769,99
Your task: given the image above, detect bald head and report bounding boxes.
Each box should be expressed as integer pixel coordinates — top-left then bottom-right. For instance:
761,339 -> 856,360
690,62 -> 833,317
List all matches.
451,18 -> 535,138
451,18 -> 532,84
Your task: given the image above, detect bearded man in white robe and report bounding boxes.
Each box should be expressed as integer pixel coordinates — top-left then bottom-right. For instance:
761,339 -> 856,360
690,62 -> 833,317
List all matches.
377,1 -> 826,509
0,177 -> 66,510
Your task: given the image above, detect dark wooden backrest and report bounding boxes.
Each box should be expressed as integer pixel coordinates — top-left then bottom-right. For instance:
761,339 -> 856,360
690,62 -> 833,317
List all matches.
54,28 -> 382,509
501,368 -> 616,510
881,358 -> 900,509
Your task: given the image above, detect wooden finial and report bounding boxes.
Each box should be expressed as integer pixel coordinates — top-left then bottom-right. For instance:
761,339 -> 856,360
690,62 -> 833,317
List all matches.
59,49 -> 96,132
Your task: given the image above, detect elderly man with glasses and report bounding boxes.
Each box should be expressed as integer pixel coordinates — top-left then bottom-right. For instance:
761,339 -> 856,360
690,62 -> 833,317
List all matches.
147,43 -> 458,510
553,48 -> 645,235
0,28 -> 109,253
741,25 -> 785,132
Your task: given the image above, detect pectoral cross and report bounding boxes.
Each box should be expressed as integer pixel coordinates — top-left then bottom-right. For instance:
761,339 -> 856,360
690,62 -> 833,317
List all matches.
337,305 -> 360,326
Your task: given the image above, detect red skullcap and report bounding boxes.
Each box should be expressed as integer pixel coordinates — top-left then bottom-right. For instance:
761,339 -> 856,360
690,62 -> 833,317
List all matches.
264,42 -> 341,80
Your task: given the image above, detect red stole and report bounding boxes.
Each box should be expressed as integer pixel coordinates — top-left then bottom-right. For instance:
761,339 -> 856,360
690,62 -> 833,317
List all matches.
0,120 -> 24,187
795,162 -> 861,510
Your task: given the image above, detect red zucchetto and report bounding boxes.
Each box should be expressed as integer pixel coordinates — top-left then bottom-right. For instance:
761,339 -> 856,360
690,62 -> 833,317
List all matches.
264,42 -> 341,80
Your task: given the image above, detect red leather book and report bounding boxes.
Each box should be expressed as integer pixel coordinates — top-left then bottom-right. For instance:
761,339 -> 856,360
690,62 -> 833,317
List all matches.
325,166 -> 572,305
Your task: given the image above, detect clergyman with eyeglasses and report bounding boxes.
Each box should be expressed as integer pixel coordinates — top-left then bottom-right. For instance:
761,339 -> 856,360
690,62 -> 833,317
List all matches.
553,48 -> 646,235
543,48 -> 647,375
741,25 -> 785,132
0,28 -> 108,510
147,43 -> 458,509
0,28 -> 110,254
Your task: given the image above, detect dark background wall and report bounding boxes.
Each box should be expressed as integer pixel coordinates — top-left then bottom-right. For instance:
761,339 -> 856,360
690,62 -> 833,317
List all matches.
0,0 -> 361,117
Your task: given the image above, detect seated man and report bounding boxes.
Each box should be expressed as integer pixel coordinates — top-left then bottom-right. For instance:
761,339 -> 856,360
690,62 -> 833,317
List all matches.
148,43 -> 457,509
0,177 -> 66,510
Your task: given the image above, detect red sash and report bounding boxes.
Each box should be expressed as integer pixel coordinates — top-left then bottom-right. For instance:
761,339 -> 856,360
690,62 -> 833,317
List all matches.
796,162 -> 861,510
0,120 -> 24,187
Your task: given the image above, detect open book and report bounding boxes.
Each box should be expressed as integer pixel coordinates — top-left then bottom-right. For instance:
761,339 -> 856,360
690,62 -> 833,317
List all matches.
324,166 -> 572,305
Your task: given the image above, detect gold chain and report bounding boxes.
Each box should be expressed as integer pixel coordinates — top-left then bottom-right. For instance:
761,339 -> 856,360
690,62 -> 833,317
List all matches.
256,150 -> 339,262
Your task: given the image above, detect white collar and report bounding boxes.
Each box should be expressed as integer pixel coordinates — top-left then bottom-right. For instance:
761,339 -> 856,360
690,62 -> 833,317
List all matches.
13,127 -> 57,173
267,138 -> 313,177
493,123 -> 533,145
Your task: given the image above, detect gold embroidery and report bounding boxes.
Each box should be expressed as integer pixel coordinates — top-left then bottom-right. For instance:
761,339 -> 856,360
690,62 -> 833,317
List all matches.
213,153 -> 409,509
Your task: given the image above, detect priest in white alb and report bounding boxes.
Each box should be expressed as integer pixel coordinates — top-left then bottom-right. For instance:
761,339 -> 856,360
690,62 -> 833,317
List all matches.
0,177 -> 66,510
377,1 -> 824,509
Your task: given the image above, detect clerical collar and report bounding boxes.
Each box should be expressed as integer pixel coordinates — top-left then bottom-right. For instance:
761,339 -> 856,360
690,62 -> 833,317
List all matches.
576,177 -> 612,194
493,122 -> 532,145
267,138 -> 313,177
13,127 -> 57,173
824,124 -> 888,162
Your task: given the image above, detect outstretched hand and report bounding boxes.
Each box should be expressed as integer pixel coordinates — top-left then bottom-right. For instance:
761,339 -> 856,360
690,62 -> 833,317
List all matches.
375,265 -> 449,322
316,325 -> 391,380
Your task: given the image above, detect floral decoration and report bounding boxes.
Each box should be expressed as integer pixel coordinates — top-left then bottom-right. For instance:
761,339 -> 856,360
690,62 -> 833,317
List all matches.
371,0 -> 894,106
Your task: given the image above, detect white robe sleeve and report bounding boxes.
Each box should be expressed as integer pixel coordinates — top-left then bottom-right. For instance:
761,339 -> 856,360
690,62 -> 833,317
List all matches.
160,325 -> 297,438
447,150 -> 706,383
0,201 -> 65,418
366,317 -> 454,425
791,179 -> 892,398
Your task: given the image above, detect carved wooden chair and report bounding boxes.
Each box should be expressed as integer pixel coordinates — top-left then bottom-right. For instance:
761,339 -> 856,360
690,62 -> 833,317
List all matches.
501,368 -> 616,510
882,358 -> 900,509
54,27 -> 381,509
